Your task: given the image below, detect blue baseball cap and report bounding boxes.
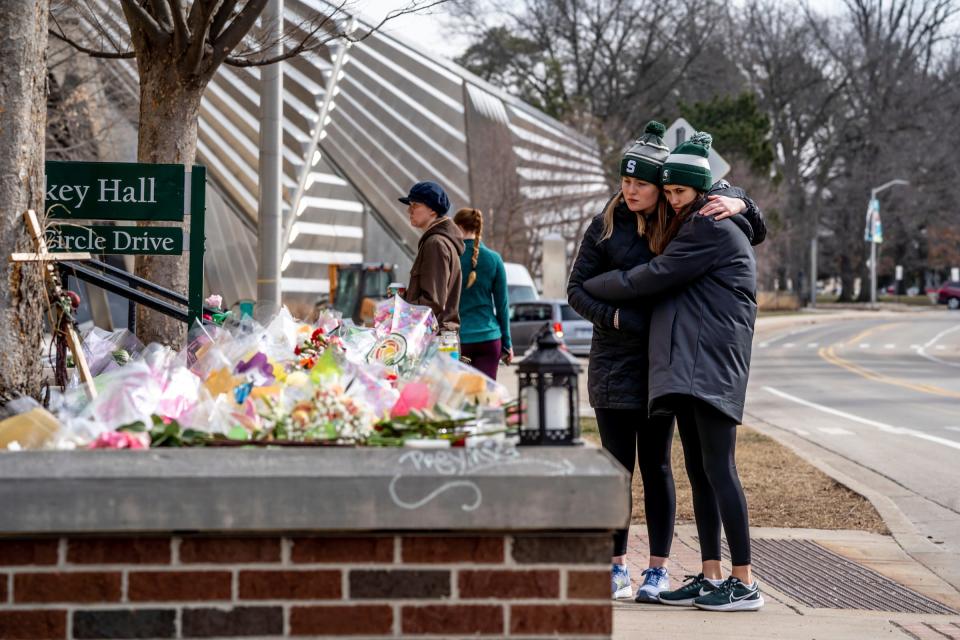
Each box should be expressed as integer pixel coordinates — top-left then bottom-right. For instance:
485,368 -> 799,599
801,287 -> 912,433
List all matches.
398,181 -> 450,216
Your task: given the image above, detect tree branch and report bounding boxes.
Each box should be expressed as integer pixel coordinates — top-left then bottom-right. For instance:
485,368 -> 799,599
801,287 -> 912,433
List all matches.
167,0 -> 189,52
209,0 -> 238,41
210,0 -> 269,69
186,0 -> 220,74
49,28 -> 136,59
147,0 -> 174,29
119,0 -> 167,44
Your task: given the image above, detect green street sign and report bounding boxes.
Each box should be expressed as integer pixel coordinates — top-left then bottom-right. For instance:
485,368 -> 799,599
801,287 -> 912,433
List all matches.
45,161 -> 185,221
46,225 -> 183,255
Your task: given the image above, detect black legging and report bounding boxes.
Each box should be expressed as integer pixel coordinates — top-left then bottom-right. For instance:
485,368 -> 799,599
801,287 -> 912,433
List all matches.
674,397 -> 752,566
595,408 -> 675,558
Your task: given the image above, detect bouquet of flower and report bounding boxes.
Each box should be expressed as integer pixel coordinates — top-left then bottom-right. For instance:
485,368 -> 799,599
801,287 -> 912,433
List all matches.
294,327 -> 343,369
269,384 -> 374,443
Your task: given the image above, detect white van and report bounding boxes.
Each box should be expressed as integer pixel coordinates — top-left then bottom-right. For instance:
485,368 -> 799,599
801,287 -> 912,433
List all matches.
504,262 -> 539,303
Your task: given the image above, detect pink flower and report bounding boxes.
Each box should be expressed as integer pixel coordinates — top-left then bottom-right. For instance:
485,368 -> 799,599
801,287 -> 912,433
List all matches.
205,294 -> 223,309
89,430 -> 150,450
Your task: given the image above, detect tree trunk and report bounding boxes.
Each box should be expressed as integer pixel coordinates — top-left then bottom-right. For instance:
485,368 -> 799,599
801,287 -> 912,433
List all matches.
838,253 -> 855,302
133,62 -> 204,347
0,1 -> 49,401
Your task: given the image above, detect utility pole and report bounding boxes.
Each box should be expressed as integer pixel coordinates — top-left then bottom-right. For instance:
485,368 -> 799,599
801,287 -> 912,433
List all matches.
866,179 -> 909,306
810,235 -> 817,308
257,0 -> 284,308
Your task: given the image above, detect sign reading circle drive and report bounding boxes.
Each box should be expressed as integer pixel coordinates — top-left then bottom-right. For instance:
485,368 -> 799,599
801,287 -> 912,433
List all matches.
42,159 -> 207,324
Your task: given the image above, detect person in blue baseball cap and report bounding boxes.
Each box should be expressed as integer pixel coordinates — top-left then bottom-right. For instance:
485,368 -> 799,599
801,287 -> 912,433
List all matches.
398,181 -> 465,333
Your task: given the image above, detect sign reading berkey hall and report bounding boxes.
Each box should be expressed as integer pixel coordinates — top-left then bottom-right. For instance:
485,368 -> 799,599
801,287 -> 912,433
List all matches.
44,161 -> 185,221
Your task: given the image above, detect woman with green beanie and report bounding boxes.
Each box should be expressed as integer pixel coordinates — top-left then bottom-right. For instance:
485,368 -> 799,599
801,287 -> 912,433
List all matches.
453,207 -> 512,380
567,122 -> 765,602
584,131 -> 763,612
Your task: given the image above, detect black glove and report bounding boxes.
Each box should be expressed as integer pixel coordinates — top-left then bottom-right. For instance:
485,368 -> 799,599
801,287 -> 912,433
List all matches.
616,307 -> 647,334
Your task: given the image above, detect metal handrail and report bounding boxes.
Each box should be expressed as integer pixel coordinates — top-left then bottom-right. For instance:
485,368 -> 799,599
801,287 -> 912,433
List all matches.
59,260 -> 217,328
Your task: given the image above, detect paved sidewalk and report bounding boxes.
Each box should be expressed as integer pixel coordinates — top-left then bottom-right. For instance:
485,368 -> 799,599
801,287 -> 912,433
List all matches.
614,526 -> 960,639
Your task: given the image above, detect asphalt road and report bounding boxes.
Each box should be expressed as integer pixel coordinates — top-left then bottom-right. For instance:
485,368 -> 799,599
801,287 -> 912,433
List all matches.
745,311 -> 960,554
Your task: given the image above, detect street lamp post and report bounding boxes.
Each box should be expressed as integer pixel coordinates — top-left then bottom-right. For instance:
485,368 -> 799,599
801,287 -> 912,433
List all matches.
866,179 -> 909,306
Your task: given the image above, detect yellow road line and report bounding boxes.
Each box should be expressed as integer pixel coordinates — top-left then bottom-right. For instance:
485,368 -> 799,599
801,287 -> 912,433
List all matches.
817,323 -> 960,400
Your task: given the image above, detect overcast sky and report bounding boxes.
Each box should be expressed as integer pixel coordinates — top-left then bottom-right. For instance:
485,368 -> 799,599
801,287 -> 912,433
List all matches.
357,0 -> 846,60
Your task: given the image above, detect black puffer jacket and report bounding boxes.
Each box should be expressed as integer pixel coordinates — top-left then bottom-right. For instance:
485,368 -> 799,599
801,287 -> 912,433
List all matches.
567,182 -> 764,410
584,197 -> 758,422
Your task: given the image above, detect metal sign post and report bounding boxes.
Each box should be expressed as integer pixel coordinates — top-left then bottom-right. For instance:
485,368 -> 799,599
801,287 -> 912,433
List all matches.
864,180 -> 908,306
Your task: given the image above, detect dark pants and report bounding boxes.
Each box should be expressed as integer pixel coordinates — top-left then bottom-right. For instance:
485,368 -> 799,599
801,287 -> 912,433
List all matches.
461,338 -> 501,380
674,396 -> 752,566
594,408 -> 676,558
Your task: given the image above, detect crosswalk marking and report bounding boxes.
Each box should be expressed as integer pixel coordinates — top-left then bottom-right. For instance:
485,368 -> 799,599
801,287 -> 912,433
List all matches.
784,343 -> 796,348
859,343 -> 870,348
884,344 -> 895,349
807,342 -> 819,348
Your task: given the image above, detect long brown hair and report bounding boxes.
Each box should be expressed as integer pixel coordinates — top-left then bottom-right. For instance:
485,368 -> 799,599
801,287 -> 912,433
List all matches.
453,207 -> 483,287
598,191 -> 674,255
658,191 -> 707,250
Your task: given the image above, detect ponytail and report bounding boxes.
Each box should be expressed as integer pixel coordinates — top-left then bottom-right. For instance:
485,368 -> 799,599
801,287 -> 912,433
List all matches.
453,208 -> 483,288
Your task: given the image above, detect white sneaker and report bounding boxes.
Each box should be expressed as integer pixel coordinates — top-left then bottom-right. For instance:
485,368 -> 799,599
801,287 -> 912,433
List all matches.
635,567 -> 670,603
611,563 -> 632,599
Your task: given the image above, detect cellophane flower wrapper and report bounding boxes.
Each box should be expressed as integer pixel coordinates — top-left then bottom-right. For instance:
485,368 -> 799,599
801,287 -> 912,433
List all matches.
58,361 -> 164,447
409,350 -> 511,413
81,327 -> 145,376
339,322 -> 378,365
368,296 -> 437,375
342,359 -> 399,418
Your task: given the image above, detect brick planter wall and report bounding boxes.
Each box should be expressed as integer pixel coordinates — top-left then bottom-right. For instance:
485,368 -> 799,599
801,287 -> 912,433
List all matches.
0,533 -> 612,639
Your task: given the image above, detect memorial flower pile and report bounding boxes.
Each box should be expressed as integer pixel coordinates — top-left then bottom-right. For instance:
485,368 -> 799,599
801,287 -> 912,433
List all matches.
0,296 -> 513,451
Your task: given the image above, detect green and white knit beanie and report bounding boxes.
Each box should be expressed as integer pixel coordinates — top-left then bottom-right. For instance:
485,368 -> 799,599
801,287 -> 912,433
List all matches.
620,121 -> 670,184
661,131 -> 713,192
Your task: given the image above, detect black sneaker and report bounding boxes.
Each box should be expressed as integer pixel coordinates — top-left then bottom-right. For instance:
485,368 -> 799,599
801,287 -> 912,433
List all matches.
693,577 -> 764,611
657,573 -> 718,607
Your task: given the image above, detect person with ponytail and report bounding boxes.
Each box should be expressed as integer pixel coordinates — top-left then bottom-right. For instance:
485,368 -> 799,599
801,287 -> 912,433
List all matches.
567,121 -> 766,603
584,131 -> 764,612
452,208 -> 512,380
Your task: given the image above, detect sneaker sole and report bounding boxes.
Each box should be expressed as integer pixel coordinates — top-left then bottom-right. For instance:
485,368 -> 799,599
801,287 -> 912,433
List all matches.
694,595 -> 765,612
613,586 -> 633,600
658,595 -> 698,606
634,590 -> 665,604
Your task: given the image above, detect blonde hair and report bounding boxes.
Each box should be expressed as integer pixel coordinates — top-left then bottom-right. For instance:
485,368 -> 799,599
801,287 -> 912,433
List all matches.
598,192 -> 674,255
453,207 -> 483,288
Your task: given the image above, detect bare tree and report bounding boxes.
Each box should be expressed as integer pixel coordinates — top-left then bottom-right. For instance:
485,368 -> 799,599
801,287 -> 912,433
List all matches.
50,0 -> 446,346
0,1 -> 50,401
455,0 -> 732,180
736,1 -> 847,291
819,0 -> 960,300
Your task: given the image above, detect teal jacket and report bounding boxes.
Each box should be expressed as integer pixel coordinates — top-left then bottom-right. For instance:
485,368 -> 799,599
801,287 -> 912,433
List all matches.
458,240 -> 512,349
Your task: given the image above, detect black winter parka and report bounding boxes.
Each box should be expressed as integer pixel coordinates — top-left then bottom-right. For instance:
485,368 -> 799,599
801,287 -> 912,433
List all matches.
583,195 -> 758,422
567,182 -> 764,410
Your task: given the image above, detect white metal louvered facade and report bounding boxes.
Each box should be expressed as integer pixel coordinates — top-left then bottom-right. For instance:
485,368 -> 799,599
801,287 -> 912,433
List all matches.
77,0 -> 611,305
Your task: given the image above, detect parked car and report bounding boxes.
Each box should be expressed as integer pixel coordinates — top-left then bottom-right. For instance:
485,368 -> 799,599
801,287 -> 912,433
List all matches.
936,281 -> 960,310
509,299 -> 592,357
504,262 -> 539,304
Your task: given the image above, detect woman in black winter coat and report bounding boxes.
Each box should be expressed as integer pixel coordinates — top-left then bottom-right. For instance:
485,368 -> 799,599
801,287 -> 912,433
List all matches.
567,122 -> 766,602
584,132 -> 764,612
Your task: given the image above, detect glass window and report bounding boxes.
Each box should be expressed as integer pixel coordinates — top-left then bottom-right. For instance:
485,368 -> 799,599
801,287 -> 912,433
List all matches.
508,285 -> 538,303
560,304 -> 583,321
512,304 -> 552,322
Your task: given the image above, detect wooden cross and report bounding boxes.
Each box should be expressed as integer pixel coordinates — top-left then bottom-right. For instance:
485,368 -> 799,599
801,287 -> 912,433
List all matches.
8,210 -> 96,398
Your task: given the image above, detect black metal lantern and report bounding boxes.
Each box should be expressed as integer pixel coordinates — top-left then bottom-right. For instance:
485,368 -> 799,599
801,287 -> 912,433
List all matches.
517,324 -> 582,445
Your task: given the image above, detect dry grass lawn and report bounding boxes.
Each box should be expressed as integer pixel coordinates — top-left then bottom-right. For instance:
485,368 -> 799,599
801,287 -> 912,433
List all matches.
581,417 -> 888,534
